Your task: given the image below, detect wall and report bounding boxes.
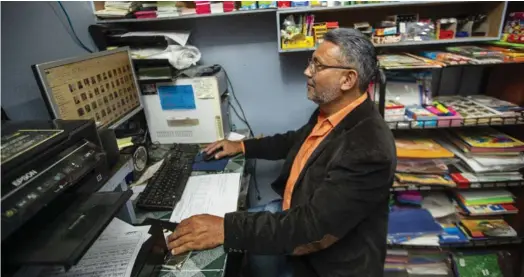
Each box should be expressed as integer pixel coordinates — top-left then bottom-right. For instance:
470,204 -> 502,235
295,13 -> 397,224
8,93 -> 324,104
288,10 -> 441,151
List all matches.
1,1 -> 96,120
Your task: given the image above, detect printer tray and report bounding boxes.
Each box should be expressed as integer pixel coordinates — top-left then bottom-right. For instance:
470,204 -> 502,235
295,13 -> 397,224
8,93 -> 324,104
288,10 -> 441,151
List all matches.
11,190 -> 132,269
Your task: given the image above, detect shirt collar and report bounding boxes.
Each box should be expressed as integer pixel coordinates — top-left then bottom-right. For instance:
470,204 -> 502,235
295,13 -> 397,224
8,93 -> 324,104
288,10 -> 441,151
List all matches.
319,93 -> 368,127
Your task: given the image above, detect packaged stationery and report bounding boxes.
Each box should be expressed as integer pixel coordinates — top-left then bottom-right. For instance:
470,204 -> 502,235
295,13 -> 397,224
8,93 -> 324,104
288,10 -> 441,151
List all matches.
459,219 -> 517,238
396,138 -> 455,159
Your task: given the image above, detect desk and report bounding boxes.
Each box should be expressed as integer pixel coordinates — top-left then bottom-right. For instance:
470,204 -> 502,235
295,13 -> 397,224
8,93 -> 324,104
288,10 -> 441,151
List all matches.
97,155 -> 136,223
133,140 -> 250,277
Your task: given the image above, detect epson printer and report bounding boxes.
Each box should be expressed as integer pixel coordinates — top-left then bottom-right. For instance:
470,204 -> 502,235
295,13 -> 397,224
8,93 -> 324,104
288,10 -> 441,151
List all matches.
1,119 -> 132,275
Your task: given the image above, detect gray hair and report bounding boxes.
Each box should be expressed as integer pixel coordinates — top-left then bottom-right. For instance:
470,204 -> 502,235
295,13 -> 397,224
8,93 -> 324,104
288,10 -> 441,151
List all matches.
324,28 -> 379,92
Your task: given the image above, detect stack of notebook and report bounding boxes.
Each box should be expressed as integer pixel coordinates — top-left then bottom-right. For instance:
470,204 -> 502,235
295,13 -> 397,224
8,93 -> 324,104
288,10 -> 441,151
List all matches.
407,250 -> 451,276
441,128 -> 524,188
455,190 -> 519,216
394,137 -> 457,189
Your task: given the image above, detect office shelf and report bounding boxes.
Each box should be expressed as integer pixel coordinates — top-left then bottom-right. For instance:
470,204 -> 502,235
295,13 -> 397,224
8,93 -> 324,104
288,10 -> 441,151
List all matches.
279,37 -> 501,53
386,113 -> 524,130
388,237 -> 523,250
96,8 -> 275,23
276,1 -> 440,15
391,180 -> 524,192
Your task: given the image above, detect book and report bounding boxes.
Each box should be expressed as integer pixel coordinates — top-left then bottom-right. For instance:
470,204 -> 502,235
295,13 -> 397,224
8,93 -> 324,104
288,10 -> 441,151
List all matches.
459,219 -> 517,239
396,173 -> 456,186
456,190 -> 515,206
439,224 -> 469,244
452,252 -> 504,277
459,203 -> 518,216
396,138 -> 455,159
452,127 -> 524,150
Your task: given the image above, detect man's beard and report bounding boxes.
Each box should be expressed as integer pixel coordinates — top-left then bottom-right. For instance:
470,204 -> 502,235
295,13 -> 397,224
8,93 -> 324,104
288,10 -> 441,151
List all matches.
307,86 -> 340,104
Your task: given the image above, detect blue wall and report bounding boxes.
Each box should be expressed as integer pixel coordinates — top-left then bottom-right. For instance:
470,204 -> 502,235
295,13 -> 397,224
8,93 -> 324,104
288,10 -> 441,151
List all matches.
1,3 -> 315,204
1,1 -> 97,119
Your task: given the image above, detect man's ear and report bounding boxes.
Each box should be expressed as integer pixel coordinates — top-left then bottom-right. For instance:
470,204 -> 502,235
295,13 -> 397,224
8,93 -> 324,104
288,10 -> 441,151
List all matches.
340,70 -> 358,91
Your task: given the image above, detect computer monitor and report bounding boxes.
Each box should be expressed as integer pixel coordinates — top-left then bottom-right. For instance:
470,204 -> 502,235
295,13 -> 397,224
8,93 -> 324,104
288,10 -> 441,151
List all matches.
33,47 -> 142,129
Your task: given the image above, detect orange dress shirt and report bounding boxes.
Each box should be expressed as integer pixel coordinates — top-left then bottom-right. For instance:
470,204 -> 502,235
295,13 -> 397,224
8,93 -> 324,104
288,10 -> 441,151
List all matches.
240,93 -> 368,210
282,93 -> 368,210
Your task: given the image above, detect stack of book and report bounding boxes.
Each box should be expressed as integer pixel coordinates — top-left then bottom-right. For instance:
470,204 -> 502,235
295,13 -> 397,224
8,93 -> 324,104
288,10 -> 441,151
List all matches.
446,46 -> 506,64
394,136 -> 457,190
455,190 -> 519,216
378,53 -> 444,69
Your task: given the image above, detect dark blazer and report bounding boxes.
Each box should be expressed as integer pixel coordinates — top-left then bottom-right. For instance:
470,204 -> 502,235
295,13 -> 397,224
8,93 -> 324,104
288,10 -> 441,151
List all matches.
224,97 -> 396,277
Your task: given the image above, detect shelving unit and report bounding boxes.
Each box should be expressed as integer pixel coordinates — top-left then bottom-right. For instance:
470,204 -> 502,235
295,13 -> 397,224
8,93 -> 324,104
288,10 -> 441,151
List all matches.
277,1 -> 507,52
95,8 -> 275,23
388,236 -> 523,249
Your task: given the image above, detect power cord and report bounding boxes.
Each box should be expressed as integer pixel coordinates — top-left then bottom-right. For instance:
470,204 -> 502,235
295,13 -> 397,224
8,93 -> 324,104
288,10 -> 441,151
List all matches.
57,1 -> 94,53
223,69 -> 261,201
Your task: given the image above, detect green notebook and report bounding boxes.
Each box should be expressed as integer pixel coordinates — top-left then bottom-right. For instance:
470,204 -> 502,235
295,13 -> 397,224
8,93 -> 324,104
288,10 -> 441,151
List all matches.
453,253 -> 503,277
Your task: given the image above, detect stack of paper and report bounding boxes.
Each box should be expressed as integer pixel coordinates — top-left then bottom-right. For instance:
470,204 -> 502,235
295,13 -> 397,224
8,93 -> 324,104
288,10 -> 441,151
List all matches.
440,129 -> 524,174
407,250 -> 451,276
393,136 -> 457,189
95,1 -> 139,18
384,250 -> 408,273
156,1 -> 181,17
170,173 -> 241,223
37,218 -> 150,277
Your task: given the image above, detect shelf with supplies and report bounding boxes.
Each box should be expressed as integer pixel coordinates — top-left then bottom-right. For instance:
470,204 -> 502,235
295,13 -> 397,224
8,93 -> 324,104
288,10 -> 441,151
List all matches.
96,8 -> 276,23
386,113 -> 524,130
278,1 -> 507,52
390,180 -> 524,192
387,236 -> 524,250
276,1 -> 441,15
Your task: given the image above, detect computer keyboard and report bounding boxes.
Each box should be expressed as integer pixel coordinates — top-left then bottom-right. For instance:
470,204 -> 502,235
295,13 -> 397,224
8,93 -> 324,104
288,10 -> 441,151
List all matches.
136,143 -> 200,210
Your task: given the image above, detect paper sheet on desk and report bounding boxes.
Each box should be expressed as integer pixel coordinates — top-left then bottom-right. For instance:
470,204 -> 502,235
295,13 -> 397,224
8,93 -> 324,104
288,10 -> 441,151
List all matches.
170,173 -> 241,223
38,218 -> 151,277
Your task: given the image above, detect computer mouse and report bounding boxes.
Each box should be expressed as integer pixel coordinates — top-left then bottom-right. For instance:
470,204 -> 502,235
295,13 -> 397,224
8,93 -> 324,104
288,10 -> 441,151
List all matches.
203,147 -> 222,161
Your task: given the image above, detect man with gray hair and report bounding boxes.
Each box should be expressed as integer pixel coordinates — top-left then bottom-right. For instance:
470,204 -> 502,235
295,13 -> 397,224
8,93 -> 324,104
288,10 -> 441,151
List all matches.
167,28 -> 396,277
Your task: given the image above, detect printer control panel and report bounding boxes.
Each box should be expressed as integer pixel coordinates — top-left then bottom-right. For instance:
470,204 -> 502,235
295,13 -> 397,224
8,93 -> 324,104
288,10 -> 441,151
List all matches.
1,140 -> 105,240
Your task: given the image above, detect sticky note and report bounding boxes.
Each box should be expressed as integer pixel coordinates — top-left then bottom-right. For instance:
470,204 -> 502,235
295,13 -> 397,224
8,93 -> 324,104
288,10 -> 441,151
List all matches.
158,85 -> 196,110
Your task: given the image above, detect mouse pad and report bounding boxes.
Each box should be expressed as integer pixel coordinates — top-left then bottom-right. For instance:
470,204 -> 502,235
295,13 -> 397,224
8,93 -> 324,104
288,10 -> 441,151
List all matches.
192,152 -> 230,171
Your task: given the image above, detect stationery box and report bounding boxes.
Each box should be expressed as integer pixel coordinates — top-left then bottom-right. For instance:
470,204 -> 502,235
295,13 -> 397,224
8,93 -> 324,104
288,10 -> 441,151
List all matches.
385,100 -> 405,122
195,1 -> 211,14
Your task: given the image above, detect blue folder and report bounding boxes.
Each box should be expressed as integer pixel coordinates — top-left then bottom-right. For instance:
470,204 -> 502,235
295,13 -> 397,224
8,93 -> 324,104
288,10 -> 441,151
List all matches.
388,209 -> 443,243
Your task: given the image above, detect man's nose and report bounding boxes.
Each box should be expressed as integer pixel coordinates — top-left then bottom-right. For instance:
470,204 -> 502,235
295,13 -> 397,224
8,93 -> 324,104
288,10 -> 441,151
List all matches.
304,65 -> 312,78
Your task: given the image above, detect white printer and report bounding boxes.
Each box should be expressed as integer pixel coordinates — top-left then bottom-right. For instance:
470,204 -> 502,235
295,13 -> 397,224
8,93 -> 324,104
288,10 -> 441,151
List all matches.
141,66 -> 230,144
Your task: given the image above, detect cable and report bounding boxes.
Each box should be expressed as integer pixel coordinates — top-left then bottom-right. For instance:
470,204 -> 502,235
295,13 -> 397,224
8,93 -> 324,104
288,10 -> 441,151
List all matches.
222,67 -> 261,200
57,1 -> 94,53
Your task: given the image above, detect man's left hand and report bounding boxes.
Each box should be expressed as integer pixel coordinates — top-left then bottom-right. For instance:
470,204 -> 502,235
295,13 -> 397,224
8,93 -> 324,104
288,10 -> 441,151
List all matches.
167,214 -> 225,255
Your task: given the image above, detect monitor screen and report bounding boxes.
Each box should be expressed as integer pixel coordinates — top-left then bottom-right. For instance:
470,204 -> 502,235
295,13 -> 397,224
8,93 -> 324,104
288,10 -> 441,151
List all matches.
33,48 -> 142,128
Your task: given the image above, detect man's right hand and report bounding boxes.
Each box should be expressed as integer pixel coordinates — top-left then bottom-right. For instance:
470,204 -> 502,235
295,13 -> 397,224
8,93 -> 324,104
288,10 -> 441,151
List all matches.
204,140 -> 243,160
